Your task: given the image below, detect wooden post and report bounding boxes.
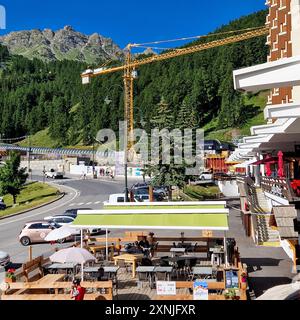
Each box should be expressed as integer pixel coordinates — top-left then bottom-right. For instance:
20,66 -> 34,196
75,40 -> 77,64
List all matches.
149,185 -> 154,202
28,246 -> 32,262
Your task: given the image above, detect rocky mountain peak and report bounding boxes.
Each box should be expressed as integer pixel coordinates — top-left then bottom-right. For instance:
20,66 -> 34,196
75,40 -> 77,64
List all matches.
0,26 -> 124,64
63,25 -> 74,32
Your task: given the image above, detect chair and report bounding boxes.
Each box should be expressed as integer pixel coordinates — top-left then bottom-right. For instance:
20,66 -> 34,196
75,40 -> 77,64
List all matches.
117,260 -> 130,273
155,271 -> 168,283
175,259 -> 186,279
137,272 -> 150,289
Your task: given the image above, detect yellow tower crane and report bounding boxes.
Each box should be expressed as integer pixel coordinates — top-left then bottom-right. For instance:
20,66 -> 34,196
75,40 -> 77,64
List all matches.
81,26 -> 268,146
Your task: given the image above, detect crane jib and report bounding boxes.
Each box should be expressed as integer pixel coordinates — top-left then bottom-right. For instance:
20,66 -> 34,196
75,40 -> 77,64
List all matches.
86,27 -> 268,77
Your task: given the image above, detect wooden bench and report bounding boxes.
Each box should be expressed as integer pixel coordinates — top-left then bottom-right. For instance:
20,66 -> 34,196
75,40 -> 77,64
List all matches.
2,280 -> 113,300
1,293 -> 107,300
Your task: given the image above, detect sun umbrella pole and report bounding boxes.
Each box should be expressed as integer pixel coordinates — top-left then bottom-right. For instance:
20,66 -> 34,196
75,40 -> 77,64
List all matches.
106,229 -> 108,261
224,232 -> 228,267
81,262 -> 84,282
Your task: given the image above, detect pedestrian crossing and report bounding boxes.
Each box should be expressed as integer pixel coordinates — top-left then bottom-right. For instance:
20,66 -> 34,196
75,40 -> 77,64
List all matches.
68,200 -> 103,207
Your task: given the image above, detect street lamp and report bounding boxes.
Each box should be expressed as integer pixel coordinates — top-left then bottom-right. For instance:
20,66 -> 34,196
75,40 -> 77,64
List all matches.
104,84 -> 130,202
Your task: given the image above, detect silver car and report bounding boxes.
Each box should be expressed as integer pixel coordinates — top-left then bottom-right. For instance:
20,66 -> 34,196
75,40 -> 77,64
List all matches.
0,251 -> 10,267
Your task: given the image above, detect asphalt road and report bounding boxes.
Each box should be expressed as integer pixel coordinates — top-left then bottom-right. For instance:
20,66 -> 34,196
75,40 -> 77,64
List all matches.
0,175 -> 131,264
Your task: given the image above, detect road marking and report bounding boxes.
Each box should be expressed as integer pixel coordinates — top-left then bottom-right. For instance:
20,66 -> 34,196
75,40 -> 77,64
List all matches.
94,201 -> 101,204
0,185 -> 80,227
86,202 -> 92,205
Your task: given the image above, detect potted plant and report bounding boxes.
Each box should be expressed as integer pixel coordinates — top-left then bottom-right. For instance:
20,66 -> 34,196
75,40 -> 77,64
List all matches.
5,268 -> 16,283
224,288 -> 238,300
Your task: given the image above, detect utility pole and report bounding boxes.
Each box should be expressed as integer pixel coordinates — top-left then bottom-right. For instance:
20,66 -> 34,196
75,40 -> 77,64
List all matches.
27,135 -> 32,180
92,139 -> 96,179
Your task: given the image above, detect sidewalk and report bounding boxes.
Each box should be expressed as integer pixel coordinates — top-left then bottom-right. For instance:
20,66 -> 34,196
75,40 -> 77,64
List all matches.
227,202 -> 294,298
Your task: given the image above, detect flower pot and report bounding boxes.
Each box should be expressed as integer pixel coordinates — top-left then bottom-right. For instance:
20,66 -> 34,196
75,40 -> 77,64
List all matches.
5,277 -> 16,283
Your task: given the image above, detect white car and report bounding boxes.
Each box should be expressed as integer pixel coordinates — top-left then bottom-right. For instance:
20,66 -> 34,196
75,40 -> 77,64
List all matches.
44,215 -> 75,226
199,171 -> 213,181
44,215 -> 101,235
45,170 -> 64,179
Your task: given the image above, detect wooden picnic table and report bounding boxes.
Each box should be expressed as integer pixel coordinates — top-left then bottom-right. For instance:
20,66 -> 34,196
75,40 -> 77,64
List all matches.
113,253 -> 144,278
35,274 -> 65,286
88,244 -> 115,259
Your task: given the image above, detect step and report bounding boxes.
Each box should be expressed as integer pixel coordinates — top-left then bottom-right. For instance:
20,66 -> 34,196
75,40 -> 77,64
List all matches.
258,241 -> 281,247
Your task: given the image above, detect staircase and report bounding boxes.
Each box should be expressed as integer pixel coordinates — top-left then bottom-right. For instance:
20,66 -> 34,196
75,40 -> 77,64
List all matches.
253,188 -> 281,246
256,214 -> 281,246
252,187 -> 270,213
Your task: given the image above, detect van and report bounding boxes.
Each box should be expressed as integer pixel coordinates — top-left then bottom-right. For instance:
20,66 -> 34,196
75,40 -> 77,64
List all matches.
104,194 -> 128,204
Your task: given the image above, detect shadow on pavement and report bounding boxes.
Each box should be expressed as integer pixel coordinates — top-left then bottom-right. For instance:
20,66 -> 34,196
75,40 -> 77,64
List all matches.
242,258 -> 284,272
249,276 -> 292,298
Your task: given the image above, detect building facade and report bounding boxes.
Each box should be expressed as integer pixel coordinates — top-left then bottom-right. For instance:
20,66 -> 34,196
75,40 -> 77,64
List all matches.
231,0 -> 300,273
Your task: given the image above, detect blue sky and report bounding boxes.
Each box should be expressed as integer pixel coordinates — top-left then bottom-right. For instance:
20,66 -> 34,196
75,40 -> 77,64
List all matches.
0,0 -> 266,49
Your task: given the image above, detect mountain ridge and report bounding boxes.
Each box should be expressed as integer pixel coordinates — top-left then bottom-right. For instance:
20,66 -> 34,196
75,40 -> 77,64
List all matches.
0,25 -> 124,64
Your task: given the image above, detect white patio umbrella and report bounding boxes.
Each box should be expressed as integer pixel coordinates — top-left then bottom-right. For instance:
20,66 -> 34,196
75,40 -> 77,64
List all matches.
45,225 -> 80,242
50,247 -> 96,281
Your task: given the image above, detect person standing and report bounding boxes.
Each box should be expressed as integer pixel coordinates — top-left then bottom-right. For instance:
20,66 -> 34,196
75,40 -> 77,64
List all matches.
71,279 -> 85,301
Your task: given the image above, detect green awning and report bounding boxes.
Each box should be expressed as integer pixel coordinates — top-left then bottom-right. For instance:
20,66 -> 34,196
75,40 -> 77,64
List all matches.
72,212 -> 229,231
104,205 -> 225,210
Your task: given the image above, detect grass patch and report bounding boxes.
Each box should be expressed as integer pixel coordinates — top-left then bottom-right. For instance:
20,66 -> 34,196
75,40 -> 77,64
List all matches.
18,128 -> 60,148
183,185 -> 221,201
0,182 -> 60,218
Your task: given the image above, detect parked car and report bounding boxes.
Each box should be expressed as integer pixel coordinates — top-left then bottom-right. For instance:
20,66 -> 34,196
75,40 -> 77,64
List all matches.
130,184 -> 168,199
199,171 -> 213,181
104,193 -> 128,204
0,251 -> 10,267
0,202 -> 6,210
44,213 -> 101,235
44,208 -> 92,221
44,215 -> 75,226
45,169 -> 64,179
19,220 -> 65,246
104,192 -> 163,204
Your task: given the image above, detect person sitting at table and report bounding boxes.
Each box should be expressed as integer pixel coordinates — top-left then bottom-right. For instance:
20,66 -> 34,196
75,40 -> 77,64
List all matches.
126,242 -> 142,254
139,236 -> 150,256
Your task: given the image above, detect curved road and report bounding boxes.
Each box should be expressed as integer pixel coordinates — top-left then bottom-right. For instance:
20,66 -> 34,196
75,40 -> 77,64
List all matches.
0,176 -> 128,264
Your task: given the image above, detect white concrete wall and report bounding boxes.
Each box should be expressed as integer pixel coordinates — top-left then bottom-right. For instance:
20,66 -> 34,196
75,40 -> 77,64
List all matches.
217,180 -> 239,197
20,159 -> 65,172
69,164 -> 144,177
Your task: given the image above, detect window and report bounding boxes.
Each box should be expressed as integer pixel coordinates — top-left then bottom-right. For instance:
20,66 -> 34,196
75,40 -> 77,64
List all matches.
41,223 -> 52,229
117,197 -> 125,202
29,223 -> 49,229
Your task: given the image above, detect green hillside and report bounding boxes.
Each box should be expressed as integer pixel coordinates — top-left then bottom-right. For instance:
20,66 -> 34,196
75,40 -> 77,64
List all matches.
0,10 -> 269,147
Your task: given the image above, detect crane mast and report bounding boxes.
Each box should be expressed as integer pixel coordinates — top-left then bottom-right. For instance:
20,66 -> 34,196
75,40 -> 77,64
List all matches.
123,46 -> 135,148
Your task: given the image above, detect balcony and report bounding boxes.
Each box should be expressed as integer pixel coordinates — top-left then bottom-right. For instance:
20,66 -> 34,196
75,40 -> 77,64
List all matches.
233,55 -> 300,92
261,176 -> 300,204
